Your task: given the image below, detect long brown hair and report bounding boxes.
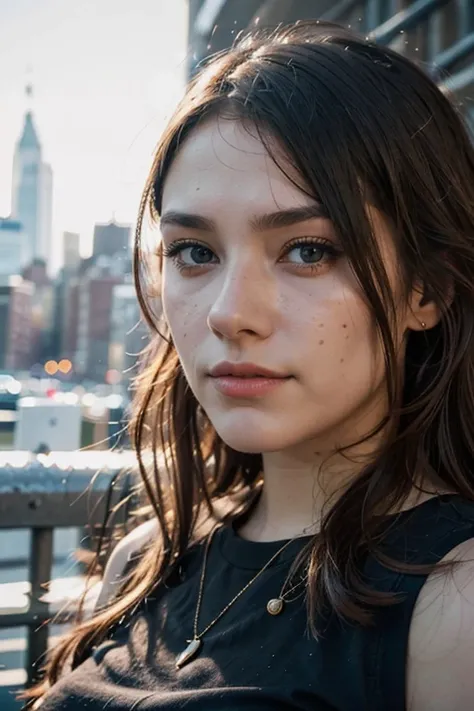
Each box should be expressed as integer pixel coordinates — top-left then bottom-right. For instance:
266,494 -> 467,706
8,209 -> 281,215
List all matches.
25,20 -> 474,704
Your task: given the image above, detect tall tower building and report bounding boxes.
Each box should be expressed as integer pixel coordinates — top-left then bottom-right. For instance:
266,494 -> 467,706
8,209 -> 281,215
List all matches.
62,231 -> 81,271
92,220 -> 131,261
92,220 -> 132,275
11,85 -> 53,272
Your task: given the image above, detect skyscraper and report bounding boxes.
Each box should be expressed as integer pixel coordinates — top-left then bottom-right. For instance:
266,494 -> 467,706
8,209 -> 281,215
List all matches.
92,221 -> 131,261
62,231 -> 81,271
11,90 -> 53,272
0,276 -> 34,371
0,217 -> 29,276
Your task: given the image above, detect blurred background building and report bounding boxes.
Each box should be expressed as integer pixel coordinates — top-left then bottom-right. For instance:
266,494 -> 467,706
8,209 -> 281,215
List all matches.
74,254 -> 130,383
10,92 -> 53,272
92,221 -> 131,261
22,258 -> 55,363
62,231 -> 81,272
0,218 -> 28,276
0,276 -> 33,372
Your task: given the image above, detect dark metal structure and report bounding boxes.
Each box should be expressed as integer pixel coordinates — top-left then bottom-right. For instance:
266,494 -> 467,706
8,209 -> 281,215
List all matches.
187,0 -> 474,124
0,452 -> 137,690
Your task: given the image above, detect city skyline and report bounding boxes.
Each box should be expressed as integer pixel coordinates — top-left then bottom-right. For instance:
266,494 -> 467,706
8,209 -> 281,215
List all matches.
0,0 -> 187,273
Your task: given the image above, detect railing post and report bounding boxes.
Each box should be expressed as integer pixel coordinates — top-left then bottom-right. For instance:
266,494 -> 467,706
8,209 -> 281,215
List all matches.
0,451 -> 136,687
26,527 -> 54,687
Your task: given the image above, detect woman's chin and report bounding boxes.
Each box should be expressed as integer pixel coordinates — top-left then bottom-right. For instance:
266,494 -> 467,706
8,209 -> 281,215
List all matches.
212,418 -> 297,454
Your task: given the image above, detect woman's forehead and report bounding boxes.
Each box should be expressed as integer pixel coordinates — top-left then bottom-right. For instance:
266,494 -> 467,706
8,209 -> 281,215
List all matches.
162,118 -> 315,215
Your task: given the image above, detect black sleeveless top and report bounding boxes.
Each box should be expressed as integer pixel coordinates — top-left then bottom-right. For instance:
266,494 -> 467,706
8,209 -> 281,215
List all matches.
38,494 -> 474,711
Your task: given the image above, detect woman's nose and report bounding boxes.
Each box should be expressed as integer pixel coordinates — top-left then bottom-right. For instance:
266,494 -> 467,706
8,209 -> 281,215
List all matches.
207,266 -> 276,342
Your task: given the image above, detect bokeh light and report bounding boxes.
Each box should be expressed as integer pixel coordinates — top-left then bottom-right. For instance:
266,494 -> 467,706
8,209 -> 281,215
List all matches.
44,360 -> 58,376
58,359 -> 72,374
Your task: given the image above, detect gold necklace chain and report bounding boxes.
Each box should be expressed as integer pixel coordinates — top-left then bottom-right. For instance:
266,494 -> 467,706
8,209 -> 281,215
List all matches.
175,523 -> 301,669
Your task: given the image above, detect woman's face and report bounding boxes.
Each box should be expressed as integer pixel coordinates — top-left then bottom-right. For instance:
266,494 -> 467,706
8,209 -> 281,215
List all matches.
160,118 -> 402,456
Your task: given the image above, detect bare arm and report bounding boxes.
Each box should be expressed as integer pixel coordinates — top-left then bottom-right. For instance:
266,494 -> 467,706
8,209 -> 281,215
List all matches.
407,537 -> 474,710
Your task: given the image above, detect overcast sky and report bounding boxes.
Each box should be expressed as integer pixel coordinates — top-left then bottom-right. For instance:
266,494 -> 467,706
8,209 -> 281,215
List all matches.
0,0 -> 188,270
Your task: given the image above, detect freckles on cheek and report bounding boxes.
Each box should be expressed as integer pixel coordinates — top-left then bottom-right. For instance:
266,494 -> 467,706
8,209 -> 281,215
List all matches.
336,322 -> 356,369
176,308 -> 198,333
313,318 -> 353,366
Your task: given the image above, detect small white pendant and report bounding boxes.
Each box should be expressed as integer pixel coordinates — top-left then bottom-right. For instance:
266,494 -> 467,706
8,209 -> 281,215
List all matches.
176,638 -> 202,669
267,598 -> 284,615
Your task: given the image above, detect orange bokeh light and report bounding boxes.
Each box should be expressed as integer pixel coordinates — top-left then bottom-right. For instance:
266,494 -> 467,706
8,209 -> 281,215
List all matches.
44,360 -> 58,376
58,359 -> 72,374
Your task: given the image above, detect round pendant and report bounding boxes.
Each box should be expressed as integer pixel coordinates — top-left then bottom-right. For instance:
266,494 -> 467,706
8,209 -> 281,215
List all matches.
267,598 -> 284,615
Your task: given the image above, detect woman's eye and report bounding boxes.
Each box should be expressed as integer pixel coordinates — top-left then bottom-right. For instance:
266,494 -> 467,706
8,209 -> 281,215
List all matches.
279,240 -> 340,273
180,245 -> 215,265
285,244 -> 326,264
164,242 -> 216,268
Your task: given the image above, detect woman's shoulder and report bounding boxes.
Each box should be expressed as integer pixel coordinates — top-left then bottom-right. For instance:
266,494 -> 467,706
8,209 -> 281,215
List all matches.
407,525 -> 474,710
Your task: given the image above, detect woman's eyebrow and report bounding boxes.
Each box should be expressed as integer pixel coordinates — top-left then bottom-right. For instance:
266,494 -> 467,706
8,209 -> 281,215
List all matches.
159,203 -> 329,233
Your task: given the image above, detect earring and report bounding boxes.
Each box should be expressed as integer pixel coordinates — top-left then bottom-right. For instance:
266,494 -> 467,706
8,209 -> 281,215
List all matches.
420,321 -> 426,329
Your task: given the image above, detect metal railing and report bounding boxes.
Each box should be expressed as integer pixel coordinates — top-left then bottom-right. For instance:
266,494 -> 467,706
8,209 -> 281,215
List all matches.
432,32 -> 474,76
370,0 -> 450,44
0,451 -> 137,688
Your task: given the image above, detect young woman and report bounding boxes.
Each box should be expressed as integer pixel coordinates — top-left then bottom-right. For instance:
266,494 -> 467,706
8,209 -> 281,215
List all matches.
26,20 -> 474,711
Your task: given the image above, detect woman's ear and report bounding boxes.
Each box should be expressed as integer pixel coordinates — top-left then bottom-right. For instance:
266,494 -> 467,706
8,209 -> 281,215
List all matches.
405,283 -> 442,332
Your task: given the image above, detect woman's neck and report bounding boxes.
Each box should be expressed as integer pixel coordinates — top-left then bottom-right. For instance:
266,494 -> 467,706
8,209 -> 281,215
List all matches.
235,447 -> 450,543
237,449 -> 355,542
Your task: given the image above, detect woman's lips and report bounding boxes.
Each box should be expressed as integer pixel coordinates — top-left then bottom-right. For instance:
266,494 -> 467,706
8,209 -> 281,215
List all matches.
209,375 -> 292,398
